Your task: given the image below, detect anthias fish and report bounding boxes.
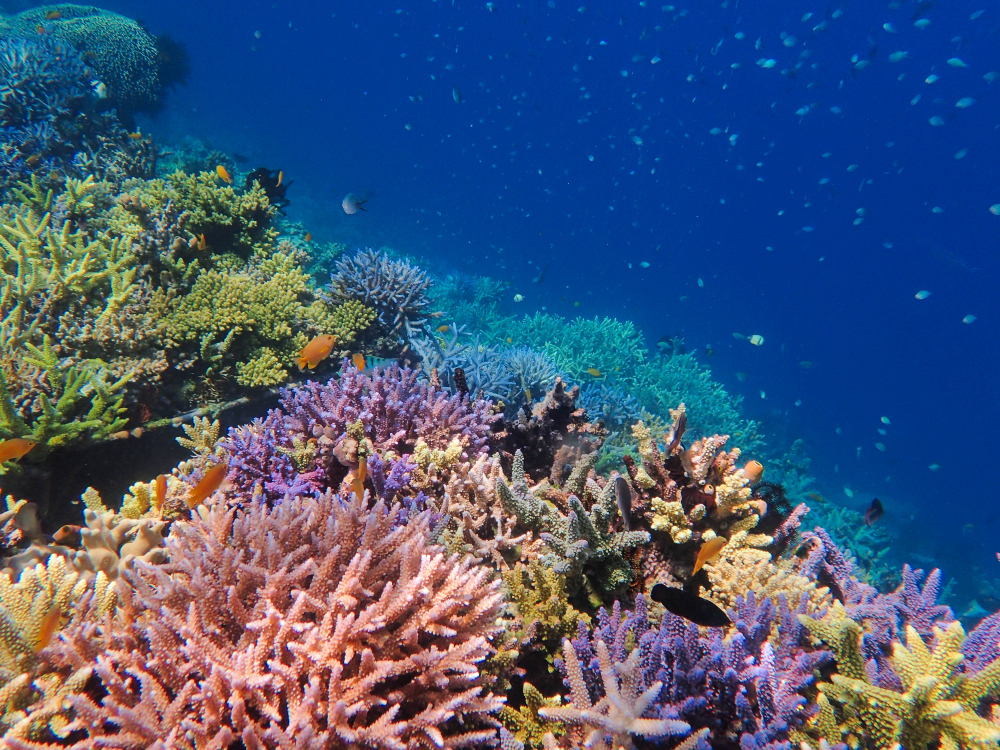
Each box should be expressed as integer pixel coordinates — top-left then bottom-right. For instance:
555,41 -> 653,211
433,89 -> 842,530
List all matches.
692,536 -> 727,574
297,334 -> 336,370
651,584 -> 731,627
0,438 -> 36,463
185,462 -> 229,509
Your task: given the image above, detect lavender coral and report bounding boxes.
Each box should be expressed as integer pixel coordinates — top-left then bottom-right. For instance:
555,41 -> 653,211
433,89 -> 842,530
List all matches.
326,248 -> 432,352
37,490 -> 505,750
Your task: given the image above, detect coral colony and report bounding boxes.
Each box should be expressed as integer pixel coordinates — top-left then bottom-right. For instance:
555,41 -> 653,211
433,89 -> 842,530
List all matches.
3,6 -> 1000,750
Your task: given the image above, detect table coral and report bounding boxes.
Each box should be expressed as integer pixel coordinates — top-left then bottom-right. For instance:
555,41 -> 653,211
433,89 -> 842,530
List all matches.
2,5 -> 168,120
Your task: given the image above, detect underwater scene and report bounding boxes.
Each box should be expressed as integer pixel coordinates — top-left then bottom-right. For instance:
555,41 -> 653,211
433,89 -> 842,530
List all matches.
1,0 -> 1000,747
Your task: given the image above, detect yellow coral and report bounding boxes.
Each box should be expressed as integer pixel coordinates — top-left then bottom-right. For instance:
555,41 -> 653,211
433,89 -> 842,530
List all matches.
236,347 -> 288,387
308,298 -> 376,347
703,529 -> 830,613
413,436 -> 465,471
650,497 -> 694,544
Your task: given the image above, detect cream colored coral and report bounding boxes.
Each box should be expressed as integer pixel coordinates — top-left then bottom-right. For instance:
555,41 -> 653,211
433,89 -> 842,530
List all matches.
714,468 -> 753,517
650,498 -> 693,544
704,530 -> 830,613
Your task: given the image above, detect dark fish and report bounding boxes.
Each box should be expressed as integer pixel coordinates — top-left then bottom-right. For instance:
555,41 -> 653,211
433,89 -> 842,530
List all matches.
532,260 -> 551,284
614,476 -> 633,531
246,167 -> 291,210
665,410 -> 687,454
650,584 -> 731,628
864,498 -> 884,527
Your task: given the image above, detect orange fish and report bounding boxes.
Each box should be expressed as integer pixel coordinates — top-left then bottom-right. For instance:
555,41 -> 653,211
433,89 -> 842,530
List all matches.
110,430 -> 130,440
185,462 -> 228,509
693,537 -> 728,574
352,353 -> 366,371
277,170 -> 284,187
506,337 -> 513,344
35,603 -> 61,652
154,474 -> 168,513
304,232 -> 312,242
0,438 -> 36,463
44,10 -> 61,19
350,454 -> 368,500
128,132 -> 143,140
296,334 -> 337,370
436,324 -> 450,333
216,165 -> 233,184
36,24 -> 46,34
25,154 -> 41,167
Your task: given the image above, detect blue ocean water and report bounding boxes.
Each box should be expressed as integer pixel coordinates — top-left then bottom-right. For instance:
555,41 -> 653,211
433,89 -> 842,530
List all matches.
116,0 -> 997,593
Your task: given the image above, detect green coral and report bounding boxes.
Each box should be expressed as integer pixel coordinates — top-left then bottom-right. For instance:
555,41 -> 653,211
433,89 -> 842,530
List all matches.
502,560 -> 588,647
309,298 -> 376,347
0,336 -> 129,452
0,210 -> 137,348
161,248 -> 316,387
166,171 -> 276,255
800,613 -> 1000,750
499,682 -> 565,750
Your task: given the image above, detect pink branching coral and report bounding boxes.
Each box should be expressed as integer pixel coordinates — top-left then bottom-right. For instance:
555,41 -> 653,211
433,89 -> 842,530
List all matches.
28,491 -> 506,750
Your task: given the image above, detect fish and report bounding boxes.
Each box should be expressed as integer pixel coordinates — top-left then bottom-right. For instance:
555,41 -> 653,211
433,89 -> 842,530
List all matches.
52,524 -> 82,546
25,154 -> 42,167
304,232 -> 312,242
154,474 -> 168,513
276,170 -> 284,187
453,86 -> 463,103
587,368 -> 603,377
216,165 -> 233,184
128,132 -> 143,140
864,498 -> 884,527
437,324 -> 451,333
35,603 -> 61,652
296,334 -> 337,370
185,462 -> 229,509
915,290 -> 931,300
197,234 -> 208,251
799,361 -> 813,368
506,337 -> 513,344
110,430 -> 130,440
613,477 -> 633,531
342,193 -> 367,214
513,294 -> 524,302
963,315 -> 977,324
693,537 -> 728,574
650,584 -> 731,627
749,334 -> 764,346
532,261 -> 551,284
36,24 -> 46,34
45,10 -> 62,19
0,438 -> 36,463
352,352 -> 366,371
350,454 -> 368,500
807,492 -> 826,503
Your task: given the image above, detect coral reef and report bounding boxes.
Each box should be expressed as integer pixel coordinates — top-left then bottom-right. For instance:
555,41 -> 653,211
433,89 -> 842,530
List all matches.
1,5 -> 186,121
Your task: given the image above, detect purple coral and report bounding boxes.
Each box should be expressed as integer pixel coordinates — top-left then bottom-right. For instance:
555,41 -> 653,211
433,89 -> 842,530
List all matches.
220,363 -> 497,505
553,593 -> 831,747
325,248 -> 432,343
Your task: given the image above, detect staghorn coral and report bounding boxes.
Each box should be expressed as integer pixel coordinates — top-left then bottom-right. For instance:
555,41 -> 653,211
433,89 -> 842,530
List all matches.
502,559 -> 589,649
37,489 -> 506,750
499,682 -> 565,750
539,637 -> 691,750
326,247 -> 433,351
801,614 -> 1000,750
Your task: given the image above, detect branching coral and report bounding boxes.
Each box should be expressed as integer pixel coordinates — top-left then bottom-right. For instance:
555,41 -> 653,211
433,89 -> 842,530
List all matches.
3,5 -> 167,120
326,248 -> 433,350
801,615 -> 1000,750
40,490 -> 506,749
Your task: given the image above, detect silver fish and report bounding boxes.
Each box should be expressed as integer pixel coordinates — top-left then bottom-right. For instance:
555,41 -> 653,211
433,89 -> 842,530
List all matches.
614,476 -> 633,531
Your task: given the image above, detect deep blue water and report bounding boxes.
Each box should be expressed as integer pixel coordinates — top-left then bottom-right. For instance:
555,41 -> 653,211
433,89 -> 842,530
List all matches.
108,0 -> 998,590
